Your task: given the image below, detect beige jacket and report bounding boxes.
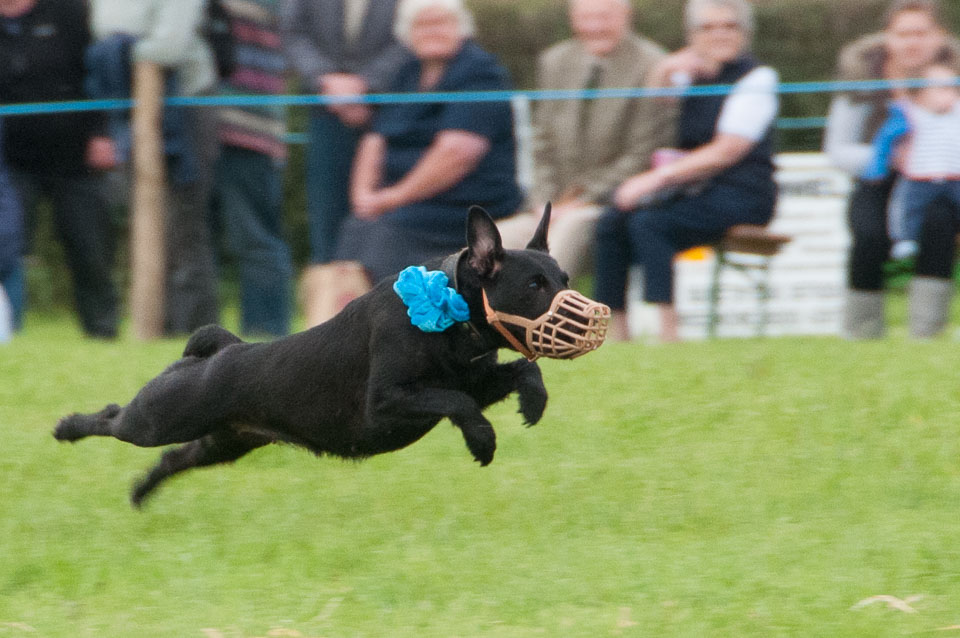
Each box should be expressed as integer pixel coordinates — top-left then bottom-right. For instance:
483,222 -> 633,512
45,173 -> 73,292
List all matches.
530,33 -> 674,207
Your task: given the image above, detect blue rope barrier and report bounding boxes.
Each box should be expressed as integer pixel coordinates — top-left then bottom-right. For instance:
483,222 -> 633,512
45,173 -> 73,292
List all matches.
279,116 -> 826,144
2,76 -> 957,118
775,117 -> 828,130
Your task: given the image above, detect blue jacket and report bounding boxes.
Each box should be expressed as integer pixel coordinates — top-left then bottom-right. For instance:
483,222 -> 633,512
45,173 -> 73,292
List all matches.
861,102 -> 911,181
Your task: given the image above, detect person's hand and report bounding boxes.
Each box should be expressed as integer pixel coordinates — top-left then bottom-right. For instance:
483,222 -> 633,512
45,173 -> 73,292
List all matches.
319,73 -> 372,128
85,136 -> 118,170
612,170 -> 670,211
550,198 -> 588,219
319,73 -> 367,95
331,104 -> 372,128
890,138 -> 912,174
656,47 -> 719,86
352,186 -> 403,220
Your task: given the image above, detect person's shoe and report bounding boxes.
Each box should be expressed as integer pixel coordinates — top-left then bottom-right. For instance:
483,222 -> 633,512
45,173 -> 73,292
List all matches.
842,289 -> 885,339
908,276 -> 954,339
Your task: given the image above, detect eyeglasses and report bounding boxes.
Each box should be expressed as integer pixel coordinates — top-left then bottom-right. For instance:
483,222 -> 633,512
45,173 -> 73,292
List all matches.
695,21 -> 743,33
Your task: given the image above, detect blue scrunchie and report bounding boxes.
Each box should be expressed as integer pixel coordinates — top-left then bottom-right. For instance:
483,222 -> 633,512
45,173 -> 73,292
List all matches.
393,266 -> 470,333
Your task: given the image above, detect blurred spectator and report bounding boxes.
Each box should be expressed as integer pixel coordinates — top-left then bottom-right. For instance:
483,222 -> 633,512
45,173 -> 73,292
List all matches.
0,279 -> 10,342
593,0 -> 779,342
281,0 -> 407,315
497,0 -> 673,282
824,0 -> 960,339
862,63 -> 960,262
90,0 -> 221,336
210,0 -> 293,337
306,0 -> 523,325
0,0 -> 119,338
0,118 -> 23,335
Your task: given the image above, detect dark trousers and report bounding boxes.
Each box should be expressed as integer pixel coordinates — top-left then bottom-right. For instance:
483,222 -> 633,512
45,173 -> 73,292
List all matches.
164,105 -> 220,335
0,260 -> 24,330
594,183 -> 775,309
13,170 -> 118,337
306,110 -> 362,264
847,177 -> 958,290
212,147 -> 293,336
895,180 -> 960,244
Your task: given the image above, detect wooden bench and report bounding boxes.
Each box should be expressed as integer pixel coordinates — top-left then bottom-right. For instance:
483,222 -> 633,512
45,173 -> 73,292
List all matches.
706,224 -> 792,338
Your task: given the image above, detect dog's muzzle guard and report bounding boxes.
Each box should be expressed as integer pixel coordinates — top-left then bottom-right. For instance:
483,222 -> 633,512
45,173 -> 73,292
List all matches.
441,248 -> 610,361
482,289 -> 610,361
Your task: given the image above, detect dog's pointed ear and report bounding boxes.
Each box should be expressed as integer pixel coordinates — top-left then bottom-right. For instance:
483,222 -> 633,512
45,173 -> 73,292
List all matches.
466,205 -> 505,278
525,202 -> 551,253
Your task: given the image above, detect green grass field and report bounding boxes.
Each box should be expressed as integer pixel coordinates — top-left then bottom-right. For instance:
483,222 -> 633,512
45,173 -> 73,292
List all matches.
3,308 -> 960,637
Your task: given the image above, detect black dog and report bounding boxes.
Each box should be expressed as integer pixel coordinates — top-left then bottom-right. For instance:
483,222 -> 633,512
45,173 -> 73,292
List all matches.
54,206 -> 605,507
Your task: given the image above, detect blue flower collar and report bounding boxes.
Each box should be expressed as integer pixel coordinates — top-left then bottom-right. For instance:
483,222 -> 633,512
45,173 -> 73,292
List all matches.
393,266 -> 470,333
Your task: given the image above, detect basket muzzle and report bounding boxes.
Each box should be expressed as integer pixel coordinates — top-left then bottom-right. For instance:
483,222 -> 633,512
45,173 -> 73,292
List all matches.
482,289 -> 611,361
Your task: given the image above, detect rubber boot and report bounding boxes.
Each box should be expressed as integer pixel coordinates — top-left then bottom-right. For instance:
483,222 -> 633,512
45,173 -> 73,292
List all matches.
908,276 -> 954,339
299,261 -> 371,329
842,289 -> 886,339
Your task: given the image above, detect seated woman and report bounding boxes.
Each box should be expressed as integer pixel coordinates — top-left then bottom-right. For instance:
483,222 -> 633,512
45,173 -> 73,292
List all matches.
593,0 -> 779,342
307,0 -> 522,325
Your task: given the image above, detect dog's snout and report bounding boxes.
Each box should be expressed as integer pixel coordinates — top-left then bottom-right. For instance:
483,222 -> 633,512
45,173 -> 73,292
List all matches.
536,291 -> 610,359
485,288 -> 610,360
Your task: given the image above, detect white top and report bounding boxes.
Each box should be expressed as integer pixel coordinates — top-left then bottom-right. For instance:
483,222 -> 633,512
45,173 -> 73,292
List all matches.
903,101 -> 960,179
716,66 -> 779,142
823,94 -> 874,175
89,0 -> 216,96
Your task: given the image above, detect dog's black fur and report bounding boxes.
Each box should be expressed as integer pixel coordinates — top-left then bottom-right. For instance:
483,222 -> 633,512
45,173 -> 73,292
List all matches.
54,206 -> 572,507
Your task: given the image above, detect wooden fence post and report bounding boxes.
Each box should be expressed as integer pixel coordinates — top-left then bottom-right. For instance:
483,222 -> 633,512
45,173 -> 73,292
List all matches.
130,61 -> 166,340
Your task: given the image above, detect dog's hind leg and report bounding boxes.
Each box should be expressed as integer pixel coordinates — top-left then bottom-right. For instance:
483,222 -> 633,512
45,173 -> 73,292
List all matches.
130,428 -> 271,508
182,324 -> 243,358
56,399 -> 216,448
53,403 -> 122,442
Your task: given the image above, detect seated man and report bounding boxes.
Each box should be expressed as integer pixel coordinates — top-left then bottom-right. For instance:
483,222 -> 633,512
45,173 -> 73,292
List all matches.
497,0 -> 673,281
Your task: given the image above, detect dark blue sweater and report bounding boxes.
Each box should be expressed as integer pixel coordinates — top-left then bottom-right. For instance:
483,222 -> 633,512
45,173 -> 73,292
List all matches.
677,55 -> 775,194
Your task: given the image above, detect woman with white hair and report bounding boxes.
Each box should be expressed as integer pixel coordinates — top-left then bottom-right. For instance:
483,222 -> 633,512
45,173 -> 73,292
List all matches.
593,0 -> 779,341
322,0 -> 522,313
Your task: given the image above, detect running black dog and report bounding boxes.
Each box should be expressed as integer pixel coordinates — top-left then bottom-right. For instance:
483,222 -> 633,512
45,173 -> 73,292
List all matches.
54,206 -> 608,507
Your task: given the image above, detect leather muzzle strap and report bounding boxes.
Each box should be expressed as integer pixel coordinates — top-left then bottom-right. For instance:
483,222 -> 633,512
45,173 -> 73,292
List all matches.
481,289 -> 538,361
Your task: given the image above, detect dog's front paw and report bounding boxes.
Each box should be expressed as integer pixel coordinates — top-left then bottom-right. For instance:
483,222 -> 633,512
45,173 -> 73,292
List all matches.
516,363 -> 548,426
518,386 -> 547,426
464,423 -> 496,466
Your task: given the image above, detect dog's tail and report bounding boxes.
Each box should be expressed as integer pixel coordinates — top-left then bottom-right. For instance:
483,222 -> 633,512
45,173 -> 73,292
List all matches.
182,324 -> 244,358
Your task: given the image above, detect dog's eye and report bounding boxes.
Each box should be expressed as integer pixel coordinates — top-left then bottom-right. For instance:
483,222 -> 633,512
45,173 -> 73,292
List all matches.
528,275 -> 547,290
